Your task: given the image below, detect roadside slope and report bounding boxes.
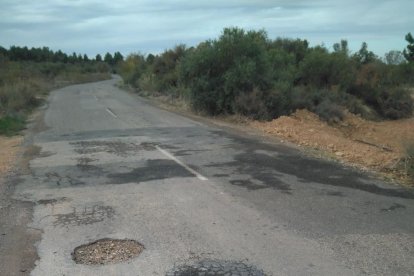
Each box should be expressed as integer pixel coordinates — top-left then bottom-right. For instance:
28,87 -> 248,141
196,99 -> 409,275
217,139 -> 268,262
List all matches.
251,109 -> 414,185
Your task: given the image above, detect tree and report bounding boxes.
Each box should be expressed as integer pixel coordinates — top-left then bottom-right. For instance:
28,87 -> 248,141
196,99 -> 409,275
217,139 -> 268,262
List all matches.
354,42 -> 377,64
95,54 -> 102,62
333,39 -> 349,56
113,51 -> 124,64
104,52 -> 113,65
384,50 -> 405,65
83,54 -> 89,62
403,32 -> 414,63
68,52 -> 78,63
146,53 -> 155,64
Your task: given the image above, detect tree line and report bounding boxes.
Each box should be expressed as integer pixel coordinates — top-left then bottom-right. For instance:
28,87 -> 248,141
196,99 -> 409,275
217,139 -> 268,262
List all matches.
0,45 -> 124,65
118,28 -> 414,121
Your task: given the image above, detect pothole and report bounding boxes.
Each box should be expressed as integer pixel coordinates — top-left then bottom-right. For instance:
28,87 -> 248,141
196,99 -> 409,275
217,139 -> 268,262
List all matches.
166,259 -> 266,276
72,238 -> 144,265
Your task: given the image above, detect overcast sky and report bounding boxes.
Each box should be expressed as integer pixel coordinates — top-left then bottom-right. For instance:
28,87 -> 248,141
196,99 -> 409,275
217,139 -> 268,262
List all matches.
0,0 -> 412,57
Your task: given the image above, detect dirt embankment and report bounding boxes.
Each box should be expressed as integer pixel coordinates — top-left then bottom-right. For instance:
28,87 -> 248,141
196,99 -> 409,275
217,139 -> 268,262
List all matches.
251,109 -> 414,186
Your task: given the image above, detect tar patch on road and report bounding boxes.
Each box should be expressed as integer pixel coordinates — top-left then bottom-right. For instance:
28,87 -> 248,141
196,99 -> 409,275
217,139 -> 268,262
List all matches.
166,260 -> 266,276
208,130 -> 414,199
37,197 -> 68,205
70,140 -> 156,156
108,159 -> 194,184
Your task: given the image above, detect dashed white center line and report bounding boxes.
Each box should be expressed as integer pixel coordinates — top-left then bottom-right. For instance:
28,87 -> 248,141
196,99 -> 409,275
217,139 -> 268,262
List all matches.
106,108 -> 118,118
155,145 -> 208,181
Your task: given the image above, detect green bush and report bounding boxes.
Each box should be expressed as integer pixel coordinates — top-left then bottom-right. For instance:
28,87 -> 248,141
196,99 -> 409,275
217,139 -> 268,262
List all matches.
0,114 -> 26,136
298,47 -> 356,89
181,28 -> 272,117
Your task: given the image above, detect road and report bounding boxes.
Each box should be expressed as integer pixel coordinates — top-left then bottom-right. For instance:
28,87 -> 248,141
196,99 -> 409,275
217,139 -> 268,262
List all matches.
1,76 -> 414,275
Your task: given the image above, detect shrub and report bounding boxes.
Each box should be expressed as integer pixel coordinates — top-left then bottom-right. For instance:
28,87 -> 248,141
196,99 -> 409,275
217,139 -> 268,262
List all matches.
298,48 -> 356,89
118,54 -> 146,86
377,88 -> 413,119
0,114 -> 26,136
347,84 -> 413,120
289,87 -> 346,122
264,83 -> 292,119
181,28 -> 272,117
233,88 -> 268,120
343,96 -> 378,120
137,72 -> 158,92
314,99 -> 345,123
151,45 -> 188,92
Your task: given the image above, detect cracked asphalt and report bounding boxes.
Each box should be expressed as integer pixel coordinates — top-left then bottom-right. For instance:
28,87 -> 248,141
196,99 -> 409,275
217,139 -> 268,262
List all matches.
1,76 -> 413,275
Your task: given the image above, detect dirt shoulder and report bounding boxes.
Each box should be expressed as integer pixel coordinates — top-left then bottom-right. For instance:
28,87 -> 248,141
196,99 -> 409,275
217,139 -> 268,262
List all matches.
0,136 -> 23,176
0,135 -> 41,276
251,109 -> 414,186
0,108 -> 47,275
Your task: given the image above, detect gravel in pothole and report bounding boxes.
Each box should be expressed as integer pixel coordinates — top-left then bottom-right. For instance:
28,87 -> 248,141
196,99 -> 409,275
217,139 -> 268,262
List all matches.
72,238 -> 144,265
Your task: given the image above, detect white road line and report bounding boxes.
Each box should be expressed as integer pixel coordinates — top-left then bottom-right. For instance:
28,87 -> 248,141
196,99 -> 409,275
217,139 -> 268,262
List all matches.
106,108 -> 118,118
155,145 -> 208,181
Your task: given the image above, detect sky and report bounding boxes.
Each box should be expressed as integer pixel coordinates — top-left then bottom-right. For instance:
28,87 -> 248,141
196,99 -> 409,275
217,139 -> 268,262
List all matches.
0,0 -> 413,58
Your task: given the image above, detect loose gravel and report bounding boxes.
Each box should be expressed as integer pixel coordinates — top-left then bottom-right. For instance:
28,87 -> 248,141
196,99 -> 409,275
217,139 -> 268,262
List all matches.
72,238 -> 144,265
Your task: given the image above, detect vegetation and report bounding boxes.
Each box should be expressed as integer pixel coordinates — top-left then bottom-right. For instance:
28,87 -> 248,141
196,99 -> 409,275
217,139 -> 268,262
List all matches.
403,32 -> 414,63
0,114 -> 26,136
119,28 -> 414,122
0,45 -> 116,135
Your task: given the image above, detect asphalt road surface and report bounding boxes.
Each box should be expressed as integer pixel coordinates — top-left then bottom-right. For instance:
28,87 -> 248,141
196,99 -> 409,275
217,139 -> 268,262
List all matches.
1,76 -> 413,275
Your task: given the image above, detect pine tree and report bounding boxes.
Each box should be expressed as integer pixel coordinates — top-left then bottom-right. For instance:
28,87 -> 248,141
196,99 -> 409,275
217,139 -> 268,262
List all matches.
403,32 -> 414,63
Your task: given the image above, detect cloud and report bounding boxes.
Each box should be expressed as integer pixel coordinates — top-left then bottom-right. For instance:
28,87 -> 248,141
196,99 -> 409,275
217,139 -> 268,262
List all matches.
0,0 -> 412,56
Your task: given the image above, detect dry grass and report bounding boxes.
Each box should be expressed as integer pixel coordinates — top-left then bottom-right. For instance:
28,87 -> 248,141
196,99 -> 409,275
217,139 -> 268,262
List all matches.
0,136 -> 23,176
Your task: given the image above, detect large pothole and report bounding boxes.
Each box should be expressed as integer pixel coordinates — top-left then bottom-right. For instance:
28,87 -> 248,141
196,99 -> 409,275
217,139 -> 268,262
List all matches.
166,259 -> 266,276
72,238 -> 144,265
